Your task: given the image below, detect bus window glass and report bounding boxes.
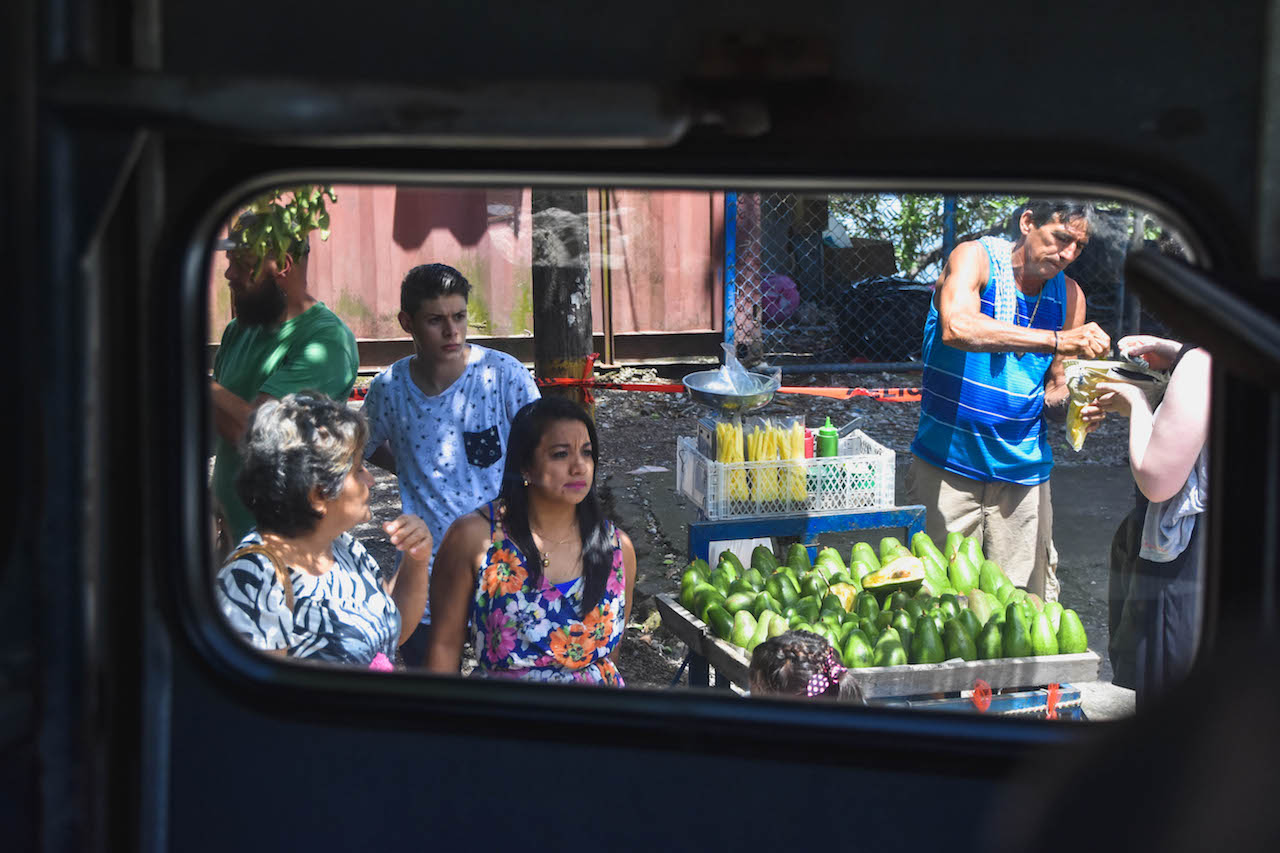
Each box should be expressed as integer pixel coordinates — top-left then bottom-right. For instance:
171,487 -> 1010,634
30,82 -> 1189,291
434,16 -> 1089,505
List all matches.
206,186 -> 1206,722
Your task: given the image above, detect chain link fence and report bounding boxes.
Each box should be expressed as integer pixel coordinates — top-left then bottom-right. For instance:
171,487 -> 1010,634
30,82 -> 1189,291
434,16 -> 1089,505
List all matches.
725,192 -> 1184,370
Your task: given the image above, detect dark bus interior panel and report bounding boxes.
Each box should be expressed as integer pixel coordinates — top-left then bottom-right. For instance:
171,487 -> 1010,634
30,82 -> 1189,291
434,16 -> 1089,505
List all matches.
5,1 -> 1280,851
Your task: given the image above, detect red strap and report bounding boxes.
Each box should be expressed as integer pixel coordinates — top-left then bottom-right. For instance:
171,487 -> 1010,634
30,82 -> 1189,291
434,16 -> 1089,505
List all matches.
581,353 -> 599,405
533,378 -> 687,392
971,679 -> 992,713
1046,682 -> 1061,720
526,378 -> 922,402
353,360 -> 921,404
355,363 -> 921,404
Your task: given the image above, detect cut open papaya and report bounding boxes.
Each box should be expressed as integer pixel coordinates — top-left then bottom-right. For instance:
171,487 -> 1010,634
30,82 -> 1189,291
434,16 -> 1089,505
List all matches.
861,556 -> 926,599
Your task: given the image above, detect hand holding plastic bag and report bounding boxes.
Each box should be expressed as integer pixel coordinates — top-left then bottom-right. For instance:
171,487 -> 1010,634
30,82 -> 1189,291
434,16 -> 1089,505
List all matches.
1066,362 -> 1109,451
1089,382 -> 1153,419
1117,334 -> 1182,371
1065,359 -> 1168,451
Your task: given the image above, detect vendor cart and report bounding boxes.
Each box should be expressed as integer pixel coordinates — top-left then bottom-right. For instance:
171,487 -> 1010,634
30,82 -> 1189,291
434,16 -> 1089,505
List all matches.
675,376 -> 928,566
668,369 -> 1099,718
656,594 -> 1097,719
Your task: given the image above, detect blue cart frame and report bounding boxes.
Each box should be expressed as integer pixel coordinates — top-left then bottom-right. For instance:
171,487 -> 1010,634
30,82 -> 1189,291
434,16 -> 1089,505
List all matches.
687,506 -> 928,565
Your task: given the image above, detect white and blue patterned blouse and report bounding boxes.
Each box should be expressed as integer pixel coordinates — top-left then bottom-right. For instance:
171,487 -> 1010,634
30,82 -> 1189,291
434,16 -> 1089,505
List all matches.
217,530 -> 401,666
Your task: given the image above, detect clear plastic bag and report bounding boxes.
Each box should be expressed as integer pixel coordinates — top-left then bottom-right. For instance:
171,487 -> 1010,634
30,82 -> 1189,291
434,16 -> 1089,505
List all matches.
742,416 -> 806,504
717,343 -> 780,397
1065,359 -> 1168,451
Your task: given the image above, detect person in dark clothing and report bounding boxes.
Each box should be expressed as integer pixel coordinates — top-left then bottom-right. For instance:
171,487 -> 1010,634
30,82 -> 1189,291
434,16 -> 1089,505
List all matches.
1081,335 -> 1211,708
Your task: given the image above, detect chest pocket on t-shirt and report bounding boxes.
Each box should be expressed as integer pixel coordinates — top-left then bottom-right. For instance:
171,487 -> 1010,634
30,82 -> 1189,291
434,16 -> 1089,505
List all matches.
463,426 -> 503,469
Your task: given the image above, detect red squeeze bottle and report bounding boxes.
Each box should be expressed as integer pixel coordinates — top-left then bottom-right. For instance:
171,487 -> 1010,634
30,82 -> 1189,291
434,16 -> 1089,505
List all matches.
804,429 -> 815,458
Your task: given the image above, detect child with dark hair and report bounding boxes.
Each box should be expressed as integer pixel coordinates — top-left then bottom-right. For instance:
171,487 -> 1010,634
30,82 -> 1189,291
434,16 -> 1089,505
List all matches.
749,630 -> 866,704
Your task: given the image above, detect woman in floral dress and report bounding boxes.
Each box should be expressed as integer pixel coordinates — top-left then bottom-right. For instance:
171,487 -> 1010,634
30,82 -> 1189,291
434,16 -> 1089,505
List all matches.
426,397 -> 636,684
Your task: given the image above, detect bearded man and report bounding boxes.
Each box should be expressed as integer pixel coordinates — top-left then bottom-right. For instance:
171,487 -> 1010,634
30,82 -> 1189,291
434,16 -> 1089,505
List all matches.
210,211 -> 359,546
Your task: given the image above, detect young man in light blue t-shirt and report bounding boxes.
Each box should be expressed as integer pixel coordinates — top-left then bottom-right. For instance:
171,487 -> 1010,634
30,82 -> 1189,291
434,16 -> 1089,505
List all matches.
363,263 -> 540,665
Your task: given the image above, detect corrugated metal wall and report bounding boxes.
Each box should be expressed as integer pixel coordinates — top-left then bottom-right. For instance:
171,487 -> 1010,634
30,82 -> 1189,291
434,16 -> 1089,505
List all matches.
208,185 -> 724,345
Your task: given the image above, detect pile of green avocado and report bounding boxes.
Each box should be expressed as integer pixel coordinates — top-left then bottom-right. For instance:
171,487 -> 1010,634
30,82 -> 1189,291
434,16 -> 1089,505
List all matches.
678,531 -> 1088,668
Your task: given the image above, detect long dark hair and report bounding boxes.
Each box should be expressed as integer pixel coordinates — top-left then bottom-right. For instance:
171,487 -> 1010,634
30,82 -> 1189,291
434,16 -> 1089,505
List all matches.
499,397 -> 614,616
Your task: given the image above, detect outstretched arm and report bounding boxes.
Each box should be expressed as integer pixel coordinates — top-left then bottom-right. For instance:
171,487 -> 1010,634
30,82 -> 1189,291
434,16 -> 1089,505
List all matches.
382,514 -> 432,644
1090,349 -> 1211,503
935,242 -> 1108,357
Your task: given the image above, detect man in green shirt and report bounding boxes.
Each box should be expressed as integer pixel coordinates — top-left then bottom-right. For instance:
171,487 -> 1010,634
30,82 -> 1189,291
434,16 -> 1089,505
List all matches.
210,217 -> 359,547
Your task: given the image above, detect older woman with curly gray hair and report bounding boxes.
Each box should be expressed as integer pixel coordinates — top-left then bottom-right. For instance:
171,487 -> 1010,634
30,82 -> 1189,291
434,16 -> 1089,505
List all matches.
216,392 -> 431,668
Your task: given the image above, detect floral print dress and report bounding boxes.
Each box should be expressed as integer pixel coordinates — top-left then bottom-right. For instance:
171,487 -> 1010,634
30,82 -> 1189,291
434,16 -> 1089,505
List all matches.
471,514 -> 627,686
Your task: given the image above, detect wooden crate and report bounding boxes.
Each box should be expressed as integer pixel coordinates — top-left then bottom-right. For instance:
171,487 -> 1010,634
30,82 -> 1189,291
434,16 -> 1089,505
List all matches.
655,593 -> 1100,700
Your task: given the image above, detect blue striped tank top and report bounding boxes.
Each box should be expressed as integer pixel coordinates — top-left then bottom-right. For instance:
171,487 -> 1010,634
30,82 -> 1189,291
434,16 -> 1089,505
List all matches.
910,237 -> 1066,485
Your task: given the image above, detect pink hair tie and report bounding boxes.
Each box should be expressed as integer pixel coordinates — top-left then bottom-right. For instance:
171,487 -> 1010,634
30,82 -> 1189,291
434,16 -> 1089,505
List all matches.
804,649 -> 848,697
368,652 -> 394,672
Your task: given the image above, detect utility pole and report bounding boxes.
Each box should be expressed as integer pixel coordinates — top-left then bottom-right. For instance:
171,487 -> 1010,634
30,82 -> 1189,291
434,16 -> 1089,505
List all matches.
531,189 -> 594,413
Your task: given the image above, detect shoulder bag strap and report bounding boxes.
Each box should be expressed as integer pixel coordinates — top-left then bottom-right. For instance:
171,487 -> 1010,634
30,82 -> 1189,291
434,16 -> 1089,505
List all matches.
227,543 -> 296,611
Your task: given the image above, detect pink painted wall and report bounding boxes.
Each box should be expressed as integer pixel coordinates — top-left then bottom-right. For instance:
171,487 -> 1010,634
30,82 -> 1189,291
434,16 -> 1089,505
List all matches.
589,189 -> 725,333
209,185 -> 724,342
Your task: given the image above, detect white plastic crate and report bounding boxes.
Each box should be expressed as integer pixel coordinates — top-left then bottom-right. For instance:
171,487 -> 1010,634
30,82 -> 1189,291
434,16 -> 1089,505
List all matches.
675,430 -> 895,519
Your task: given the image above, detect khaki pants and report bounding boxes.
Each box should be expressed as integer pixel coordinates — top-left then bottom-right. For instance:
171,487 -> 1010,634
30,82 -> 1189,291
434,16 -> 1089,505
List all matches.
906,456 -> 1059,602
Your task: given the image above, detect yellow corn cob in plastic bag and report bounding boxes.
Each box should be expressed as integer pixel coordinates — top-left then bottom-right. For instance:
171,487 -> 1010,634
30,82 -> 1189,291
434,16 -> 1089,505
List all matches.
770,421 -> 787,501
1066,359 -> 1167,452
765,423 -> 783,504
717,420 -> 748,503
747,422 -> 779,504
781,420 -> 807,501
732,420 -> 747,502
730,423 -> 747,503
772,423 -> 787,482
761,423 -> 780,503
1065,361 -> 1107,452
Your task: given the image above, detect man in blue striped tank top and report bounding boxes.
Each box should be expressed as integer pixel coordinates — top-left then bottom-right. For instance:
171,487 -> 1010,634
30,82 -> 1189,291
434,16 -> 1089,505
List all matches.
907,200 -> 1110,602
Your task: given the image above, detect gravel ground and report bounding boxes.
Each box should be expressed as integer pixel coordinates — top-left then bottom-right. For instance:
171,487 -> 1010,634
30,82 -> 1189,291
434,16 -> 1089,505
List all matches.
354,366 -> 1136,709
